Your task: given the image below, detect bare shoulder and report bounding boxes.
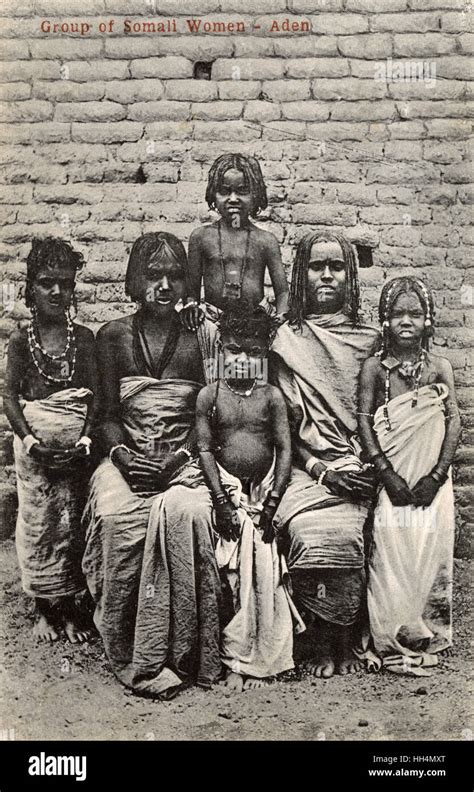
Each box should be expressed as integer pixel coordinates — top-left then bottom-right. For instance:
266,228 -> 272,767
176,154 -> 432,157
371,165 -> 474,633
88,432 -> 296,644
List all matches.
428,351 -> 454,377
8,325 -> 27,347
252,223 -> 278,250
96,315 -> 132,343
73,323 -> 95,344
196,382 -> 215,408
264,382 -> 286,405
190,223 -> 214,246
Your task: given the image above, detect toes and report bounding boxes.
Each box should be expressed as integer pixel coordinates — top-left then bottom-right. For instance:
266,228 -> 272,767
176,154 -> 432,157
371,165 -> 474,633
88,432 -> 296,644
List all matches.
321,665 -> 334,679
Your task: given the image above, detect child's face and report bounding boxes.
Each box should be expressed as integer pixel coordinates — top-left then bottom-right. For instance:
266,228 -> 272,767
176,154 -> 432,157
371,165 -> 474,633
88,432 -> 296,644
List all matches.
388,291 -> 425,350
306,240 -> 346,314
139,257 -> 185,315
215,168 -> 253,226
221,332 -> 268,380
32,263 -> 76,319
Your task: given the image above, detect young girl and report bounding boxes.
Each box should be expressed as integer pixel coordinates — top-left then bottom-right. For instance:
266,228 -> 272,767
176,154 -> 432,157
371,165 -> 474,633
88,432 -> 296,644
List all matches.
182,153 -> 289,329
4,238 -> 99,644
358,276 -> 461,673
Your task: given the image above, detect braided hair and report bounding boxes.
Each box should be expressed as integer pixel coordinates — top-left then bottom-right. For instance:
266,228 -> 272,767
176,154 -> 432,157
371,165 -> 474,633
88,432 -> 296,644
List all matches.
125,232 -> 187,302
288,231 -> 361,330
219,299 -> 278,347
205,153 -> 268,217
378,276 -> 435,358
25,237 -> 84,309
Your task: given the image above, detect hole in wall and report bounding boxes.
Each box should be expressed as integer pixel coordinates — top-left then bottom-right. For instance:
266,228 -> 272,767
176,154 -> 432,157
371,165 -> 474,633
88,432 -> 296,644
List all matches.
135,166 -> 147,183
356,245 -> 374,268
193,61 -> 213,80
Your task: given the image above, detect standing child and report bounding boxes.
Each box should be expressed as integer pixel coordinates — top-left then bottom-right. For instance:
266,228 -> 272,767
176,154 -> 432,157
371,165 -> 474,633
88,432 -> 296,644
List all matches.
4,238 -> 99,644
195,302 -> 303,691
358,276 -> 461,672
182,153 -> 289,329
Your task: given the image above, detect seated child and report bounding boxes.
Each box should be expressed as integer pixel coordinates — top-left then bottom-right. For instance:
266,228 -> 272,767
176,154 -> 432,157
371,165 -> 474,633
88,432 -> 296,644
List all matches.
195,302 -> 303,691
358,276 -> 461,673
4,237 -> 99,644
182,153 -> 289,329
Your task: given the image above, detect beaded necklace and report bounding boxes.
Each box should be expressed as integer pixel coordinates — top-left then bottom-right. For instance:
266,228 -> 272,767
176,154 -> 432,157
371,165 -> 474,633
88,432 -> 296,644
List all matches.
382,348 -> 426,431
217,222 -> 251,300
27,310 -> 77,384
224,377 -> 257,398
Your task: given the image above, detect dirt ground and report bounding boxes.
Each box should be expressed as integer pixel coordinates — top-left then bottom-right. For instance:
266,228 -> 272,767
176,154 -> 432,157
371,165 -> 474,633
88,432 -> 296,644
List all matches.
1,538 -> 472,742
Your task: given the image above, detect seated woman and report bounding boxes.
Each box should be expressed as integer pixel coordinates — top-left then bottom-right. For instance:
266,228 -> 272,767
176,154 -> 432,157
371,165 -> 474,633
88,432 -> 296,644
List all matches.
82,232 -> 222,699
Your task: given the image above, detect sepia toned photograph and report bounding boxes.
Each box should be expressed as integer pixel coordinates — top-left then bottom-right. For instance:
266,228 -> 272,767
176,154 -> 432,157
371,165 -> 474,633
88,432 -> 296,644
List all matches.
0,0 -> 472,776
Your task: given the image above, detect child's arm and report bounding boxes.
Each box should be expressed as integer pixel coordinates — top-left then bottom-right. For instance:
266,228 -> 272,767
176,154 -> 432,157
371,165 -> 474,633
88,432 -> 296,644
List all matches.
260,387 -> 292,543
77,325 -> 99,441
182,228 -> 205,331
196,386 -> 239,541
4,330 -> 69,467
412,357 -> 461,507
358,357 -> 414,506
264,233 -> 289,316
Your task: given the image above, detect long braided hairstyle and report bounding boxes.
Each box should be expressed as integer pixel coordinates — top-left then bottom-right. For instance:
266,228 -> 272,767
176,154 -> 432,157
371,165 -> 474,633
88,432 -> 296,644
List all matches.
378,276 -> 435,359
288,231 -> 361,330
205,153 -> 268,217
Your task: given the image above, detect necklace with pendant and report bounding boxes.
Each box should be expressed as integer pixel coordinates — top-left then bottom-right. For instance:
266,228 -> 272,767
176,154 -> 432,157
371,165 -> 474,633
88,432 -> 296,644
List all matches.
383,348 -> 426,430
224,377 -> 257,398
218,222 -> 251,300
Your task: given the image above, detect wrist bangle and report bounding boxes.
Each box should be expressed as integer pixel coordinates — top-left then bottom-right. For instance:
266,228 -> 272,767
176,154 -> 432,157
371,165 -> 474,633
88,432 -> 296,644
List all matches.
305,456 -> 319,477
109,444 -> 132,466
269,489 -> 282,500
23,434 -> 40,455
174,446 -> 192,461
76,436 -> 92,456
430,466 -> 448,484
317,468 -> 328,487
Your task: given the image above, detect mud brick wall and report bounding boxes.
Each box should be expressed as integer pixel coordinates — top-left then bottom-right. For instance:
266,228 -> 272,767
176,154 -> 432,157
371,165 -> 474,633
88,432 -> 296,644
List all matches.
0,0 -> 472,552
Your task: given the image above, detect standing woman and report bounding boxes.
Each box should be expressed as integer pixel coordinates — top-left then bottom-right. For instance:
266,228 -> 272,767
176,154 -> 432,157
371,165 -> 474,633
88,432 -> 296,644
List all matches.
4,237 -> 98,644
82,232 -> 222,699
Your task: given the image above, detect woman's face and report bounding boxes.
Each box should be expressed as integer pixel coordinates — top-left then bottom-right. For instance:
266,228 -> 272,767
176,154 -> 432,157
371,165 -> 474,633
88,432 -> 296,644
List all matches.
139,256 -> 185,316
306,240 -> 347,314
31,263 -> 75,320
388,290 -> 426,350
215,168 -> 253,226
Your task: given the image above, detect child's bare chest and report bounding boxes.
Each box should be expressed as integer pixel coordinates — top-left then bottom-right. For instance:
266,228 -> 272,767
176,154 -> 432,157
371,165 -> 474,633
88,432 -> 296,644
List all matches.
215,389 -> 271,432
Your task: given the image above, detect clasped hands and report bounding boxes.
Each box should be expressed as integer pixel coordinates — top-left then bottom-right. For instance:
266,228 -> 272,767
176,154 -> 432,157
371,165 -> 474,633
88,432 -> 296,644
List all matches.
30,443 -> 90,468
113,447 -> 183,493
212,491 -> 278,544
381,468 -> 441,508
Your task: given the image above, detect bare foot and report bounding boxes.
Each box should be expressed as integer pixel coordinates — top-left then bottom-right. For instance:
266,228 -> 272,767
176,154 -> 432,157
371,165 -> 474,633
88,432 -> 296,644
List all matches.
33,612 -> 59,642
336,627 -> 363,675
223,671 -> 244,693
243,677 -> 268,690
306,619 -> 337,678
306,655 -> 336,679
63,616 -> 91,644
61,599 -> 92,644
